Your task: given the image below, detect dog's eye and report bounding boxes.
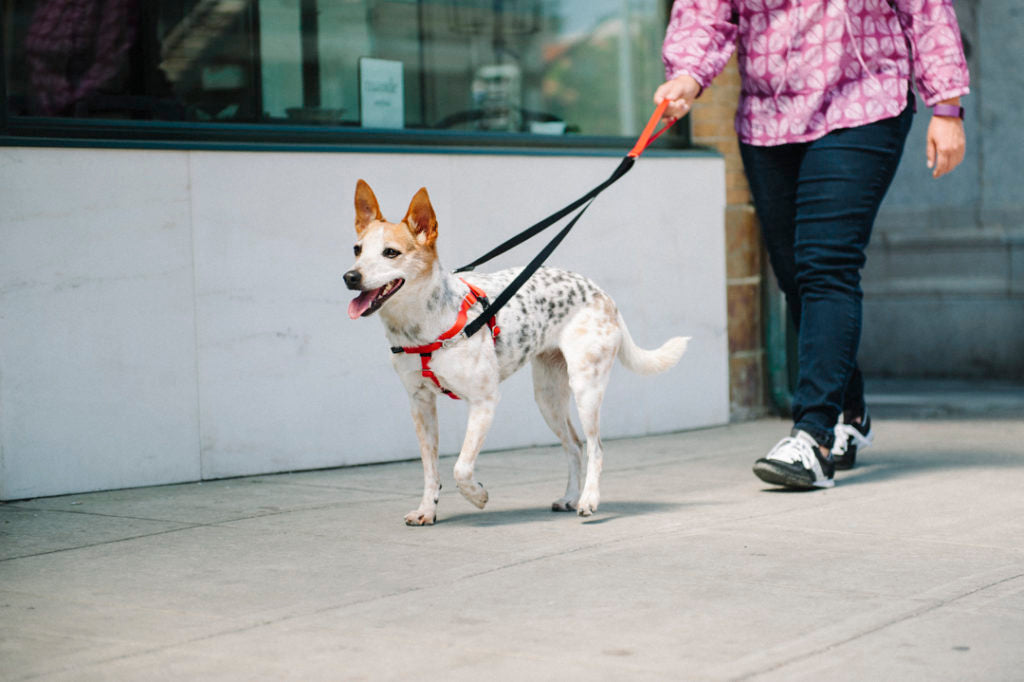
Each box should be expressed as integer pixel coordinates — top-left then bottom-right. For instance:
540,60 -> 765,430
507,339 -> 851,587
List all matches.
353,244 -> 362,257
382,247 -> 401,259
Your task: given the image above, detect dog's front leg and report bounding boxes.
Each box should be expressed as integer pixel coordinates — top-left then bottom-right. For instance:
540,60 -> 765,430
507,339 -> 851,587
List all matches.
405,390 -> 441,526
453,397 -> 496,509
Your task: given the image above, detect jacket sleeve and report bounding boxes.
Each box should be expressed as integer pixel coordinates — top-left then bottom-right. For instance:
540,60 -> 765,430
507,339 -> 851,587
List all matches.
891,0 -> 970,105
662,0 -> 739,88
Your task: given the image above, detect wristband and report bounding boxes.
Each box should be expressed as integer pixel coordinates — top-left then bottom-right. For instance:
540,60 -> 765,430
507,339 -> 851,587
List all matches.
932,104 -> 964,119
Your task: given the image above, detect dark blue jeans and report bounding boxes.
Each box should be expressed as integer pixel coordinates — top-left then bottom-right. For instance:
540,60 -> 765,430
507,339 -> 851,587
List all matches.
740,105 -> 914,448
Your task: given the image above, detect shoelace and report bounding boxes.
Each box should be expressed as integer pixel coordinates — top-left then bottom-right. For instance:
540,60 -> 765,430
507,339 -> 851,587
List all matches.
766,435 -> 818,470
833,422 -> 872,456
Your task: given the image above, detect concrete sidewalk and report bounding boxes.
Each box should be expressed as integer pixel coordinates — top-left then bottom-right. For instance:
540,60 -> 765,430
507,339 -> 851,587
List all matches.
2,412 -> 1023,681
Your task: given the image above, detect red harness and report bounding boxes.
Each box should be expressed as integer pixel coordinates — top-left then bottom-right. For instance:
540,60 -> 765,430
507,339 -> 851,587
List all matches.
390,279 -> 500,400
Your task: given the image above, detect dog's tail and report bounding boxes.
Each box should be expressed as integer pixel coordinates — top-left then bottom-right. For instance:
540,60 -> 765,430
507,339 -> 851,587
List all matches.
616,313 -> 690,376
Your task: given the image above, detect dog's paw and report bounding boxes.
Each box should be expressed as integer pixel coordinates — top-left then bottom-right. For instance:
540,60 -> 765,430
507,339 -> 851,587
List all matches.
576,493 -> 599,518
457,481 -> 489,509
404,509 -> 437,526
551,498 -> 578,512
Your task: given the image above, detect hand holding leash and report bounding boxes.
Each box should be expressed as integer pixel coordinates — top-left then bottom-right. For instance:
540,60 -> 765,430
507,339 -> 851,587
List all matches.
653,74 -> 702,121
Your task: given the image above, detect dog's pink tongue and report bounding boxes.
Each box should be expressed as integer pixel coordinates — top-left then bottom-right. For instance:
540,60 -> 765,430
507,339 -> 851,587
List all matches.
348,289 -> 379,319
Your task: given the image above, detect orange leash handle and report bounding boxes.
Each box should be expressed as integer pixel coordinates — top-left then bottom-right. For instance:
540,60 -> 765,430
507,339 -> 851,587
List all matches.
628,99 -> 678,158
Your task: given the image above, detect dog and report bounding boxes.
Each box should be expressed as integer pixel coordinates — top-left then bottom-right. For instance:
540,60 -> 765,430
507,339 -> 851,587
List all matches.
344,180 -> 689,525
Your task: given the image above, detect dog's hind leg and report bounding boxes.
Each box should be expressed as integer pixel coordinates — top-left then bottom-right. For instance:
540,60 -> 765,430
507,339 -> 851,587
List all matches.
562,298 -> 621,517
453,398 -> 496,509
405,390 -> 441,526
532,351 -> 584,511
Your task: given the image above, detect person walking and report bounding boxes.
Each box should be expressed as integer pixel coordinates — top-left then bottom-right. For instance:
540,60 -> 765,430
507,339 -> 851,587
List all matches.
655,0 -> 969,489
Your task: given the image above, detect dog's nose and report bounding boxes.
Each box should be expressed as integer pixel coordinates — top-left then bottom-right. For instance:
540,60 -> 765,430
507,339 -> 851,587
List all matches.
343,270 -> 362,290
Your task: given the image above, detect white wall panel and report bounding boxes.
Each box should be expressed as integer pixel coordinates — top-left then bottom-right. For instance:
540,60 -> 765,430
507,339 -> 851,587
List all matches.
0,146 -> 727,499
0,149 -> 200,499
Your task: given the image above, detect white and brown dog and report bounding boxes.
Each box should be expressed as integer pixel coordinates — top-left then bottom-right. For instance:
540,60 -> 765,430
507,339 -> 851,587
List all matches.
344,180 -> 689,525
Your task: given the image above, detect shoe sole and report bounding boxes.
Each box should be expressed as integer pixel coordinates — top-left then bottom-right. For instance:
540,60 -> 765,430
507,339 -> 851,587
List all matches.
753,460 -> 834,489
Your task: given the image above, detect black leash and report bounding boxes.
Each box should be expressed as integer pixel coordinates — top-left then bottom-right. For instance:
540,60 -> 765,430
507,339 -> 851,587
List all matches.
459,156 -> 634,338
453,155 -> 634,276
456,102 -> 676,340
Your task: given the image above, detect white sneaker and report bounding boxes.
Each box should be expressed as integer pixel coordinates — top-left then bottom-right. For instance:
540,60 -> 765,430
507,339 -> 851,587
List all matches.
831,410 -> 873,470
753,430 -> 835,489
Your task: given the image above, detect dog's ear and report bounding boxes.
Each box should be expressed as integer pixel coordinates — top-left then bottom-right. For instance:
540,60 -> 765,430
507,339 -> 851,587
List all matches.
403,187 -> 438,247
354,180 -> 383,236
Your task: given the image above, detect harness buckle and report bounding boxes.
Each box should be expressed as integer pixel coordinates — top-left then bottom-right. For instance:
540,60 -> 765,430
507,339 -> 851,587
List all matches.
439,333 -> 465,351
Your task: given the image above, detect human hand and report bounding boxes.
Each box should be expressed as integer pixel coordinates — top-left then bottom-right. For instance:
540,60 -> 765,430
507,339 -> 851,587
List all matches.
654,74 -> 702,121
926,114 -> 966,178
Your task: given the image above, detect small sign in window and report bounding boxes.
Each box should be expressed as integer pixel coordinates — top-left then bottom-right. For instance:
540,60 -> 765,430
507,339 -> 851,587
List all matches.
359,58 -> 404,130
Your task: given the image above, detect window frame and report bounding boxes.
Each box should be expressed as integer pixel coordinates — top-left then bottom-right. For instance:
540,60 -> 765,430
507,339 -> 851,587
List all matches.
0,3 -> 691,153
0,114 -> 690,153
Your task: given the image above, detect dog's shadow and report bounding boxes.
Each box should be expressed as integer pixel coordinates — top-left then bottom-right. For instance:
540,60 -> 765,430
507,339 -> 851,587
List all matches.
438,500 -> 689,527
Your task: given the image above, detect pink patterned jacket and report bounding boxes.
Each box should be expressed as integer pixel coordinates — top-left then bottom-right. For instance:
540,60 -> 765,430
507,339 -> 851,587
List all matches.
663,0 -> 970,146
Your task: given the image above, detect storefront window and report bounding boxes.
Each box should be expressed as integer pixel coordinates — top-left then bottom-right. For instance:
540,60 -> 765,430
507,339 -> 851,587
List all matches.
2,0 -> 678,144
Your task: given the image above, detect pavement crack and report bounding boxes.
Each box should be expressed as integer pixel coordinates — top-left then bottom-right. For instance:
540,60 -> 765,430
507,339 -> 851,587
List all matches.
732,569 -> 1024,681
0,525 -> 208,563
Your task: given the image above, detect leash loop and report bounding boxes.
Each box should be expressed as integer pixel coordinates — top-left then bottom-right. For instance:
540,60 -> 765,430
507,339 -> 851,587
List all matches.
628,99 -> 676,158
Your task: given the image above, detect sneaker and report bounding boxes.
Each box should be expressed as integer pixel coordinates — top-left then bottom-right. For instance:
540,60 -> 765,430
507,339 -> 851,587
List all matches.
753,430 -> 835,489
831,410 -> 873,470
